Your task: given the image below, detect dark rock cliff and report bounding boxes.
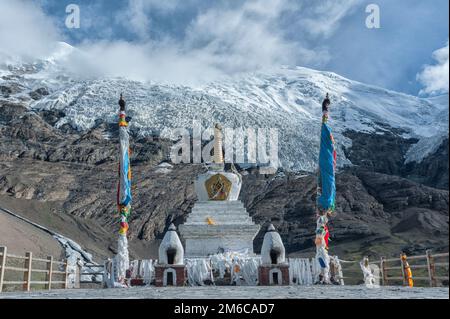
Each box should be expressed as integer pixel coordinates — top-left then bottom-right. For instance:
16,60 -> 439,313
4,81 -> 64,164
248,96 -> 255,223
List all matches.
0,100 -> 448,260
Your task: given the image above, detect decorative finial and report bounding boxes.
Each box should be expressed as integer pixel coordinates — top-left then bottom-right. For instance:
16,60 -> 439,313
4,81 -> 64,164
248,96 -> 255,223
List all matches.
213,123 -> 224,164
322,93 -> 331,113
267,224 -> 276,232
118,94 -> 128,127
119,93 -> 126,111
168,223 -> 177,231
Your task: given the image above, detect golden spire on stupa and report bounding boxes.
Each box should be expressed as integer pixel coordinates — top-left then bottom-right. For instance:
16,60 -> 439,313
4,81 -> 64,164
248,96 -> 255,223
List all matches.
213,123 -> 224,164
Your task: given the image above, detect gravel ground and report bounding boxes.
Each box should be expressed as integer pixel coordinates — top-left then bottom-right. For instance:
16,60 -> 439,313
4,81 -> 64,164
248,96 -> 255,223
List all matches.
0,286 -> 448,299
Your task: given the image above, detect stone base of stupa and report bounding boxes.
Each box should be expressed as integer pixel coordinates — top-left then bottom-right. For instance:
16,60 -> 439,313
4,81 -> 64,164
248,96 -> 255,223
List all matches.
155,265 -> 186,287
179,200 -> 260,257
258,264 -> 290,286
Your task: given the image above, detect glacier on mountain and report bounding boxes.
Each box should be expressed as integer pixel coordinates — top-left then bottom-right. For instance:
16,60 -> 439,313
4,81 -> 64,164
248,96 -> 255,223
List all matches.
0,42 -> 448,172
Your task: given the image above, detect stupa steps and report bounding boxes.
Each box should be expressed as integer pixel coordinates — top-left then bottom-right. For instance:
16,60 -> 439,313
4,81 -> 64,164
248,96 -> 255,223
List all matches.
184,220 -> 255,225
192,205 -> 245,210
185,216 -> 253,224
188,209 -> 248,217
193,201 -> 245,207
186,213 -> 253,220
185,200 -> 257,227
179,224 -> 260,235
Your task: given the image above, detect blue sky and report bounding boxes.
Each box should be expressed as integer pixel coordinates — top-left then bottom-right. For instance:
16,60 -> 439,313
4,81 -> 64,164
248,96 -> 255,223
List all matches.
1,0 -> 448,95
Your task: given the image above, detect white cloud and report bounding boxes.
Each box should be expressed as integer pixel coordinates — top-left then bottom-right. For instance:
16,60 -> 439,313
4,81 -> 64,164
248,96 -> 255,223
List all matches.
71,40 -> 225,85
0,0 -> 60,61
141,0 -> 183,12
118,0 -> 187,40
417,41 -> 449,95
183,0 -> 328,73
121,0 -> 151,41
299,0 -> 360,38
0,0 -> 354,85
68,0 -> 331,85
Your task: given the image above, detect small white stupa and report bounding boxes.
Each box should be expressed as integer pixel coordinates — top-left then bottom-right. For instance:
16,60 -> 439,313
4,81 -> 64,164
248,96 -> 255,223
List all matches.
258,224 -> 289,285
158,223 -> 184,265
155,223 -> 186,286
261,224 -> 286,265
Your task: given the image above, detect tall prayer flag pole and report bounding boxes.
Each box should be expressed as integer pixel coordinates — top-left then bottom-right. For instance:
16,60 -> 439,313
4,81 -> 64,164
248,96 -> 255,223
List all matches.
116,94 -> 132,283
315,93 -> 336,284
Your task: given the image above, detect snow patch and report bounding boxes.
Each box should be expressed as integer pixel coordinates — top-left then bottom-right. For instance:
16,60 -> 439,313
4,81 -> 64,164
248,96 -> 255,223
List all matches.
155,162 -> 173,174
405,133 -> 448,164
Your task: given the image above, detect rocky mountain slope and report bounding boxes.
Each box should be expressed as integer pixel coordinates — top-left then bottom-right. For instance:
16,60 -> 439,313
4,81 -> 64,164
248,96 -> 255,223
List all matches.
1,42 -> 448,172
0,100 -> 448,261
0,43 -> 448,261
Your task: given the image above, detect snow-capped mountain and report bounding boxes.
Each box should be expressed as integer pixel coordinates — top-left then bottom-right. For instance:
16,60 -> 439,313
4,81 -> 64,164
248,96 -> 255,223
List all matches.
1,42 -> 448,171
1,43 -> 448,260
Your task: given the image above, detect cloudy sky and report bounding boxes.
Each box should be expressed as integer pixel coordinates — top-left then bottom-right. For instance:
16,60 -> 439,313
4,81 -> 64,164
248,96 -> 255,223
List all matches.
0,0 -> 448,95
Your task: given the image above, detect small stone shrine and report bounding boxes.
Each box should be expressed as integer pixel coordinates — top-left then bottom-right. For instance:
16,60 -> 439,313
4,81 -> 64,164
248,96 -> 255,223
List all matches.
258,224 -> 290,285
155,223 -> 186,287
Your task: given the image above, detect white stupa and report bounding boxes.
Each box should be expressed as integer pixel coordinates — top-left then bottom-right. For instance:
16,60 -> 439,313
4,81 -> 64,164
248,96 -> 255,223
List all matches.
260,224 -> 286,265
179,124 -> 261,257
158,223 -> 184,265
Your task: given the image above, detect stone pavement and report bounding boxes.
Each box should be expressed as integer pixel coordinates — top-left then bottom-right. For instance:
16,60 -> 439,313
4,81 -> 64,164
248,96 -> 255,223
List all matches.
0,285 -> 448,299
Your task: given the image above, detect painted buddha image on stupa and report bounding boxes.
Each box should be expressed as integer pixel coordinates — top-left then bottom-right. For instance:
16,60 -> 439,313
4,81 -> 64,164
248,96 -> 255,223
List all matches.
205,173 -> 232,200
